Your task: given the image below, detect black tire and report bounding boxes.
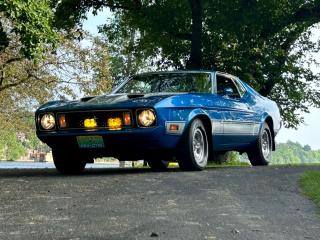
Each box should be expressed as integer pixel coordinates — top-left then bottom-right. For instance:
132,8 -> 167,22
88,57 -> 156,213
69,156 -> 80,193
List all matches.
177,118 -> 209,171
247,123 -> 273,166
52,149 -> 87,174
146,159 -> 169,171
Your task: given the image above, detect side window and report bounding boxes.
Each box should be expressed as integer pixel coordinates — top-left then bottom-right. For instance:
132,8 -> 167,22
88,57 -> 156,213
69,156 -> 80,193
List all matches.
192,73 -> 212,93
234,79 -> 246,97
216,75 -> 241,99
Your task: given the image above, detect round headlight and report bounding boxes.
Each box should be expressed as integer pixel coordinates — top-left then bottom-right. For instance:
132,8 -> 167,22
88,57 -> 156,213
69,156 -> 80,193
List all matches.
138,109 -> 156,127
40,113 -> 55,130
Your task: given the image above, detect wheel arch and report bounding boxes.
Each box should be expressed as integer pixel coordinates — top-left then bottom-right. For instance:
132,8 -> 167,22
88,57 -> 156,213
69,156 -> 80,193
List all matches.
264,116 -> 275,151
185,109 -> 213,159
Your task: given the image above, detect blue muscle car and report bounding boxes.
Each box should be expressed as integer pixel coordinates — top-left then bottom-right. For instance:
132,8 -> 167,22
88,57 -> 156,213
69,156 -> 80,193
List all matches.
35,71 -> 281,174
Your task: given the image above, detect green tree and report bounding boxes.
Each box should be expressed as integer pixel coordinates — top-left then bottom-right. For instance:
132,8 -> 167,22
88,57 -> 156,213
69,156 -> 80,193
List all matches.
0,127 -> 26,160
100,26 -> 150,86
272,141 -> 320,164
303,144 -> 312,151
54,0 -> 320,128
0,32 -> 113,160
0,0 -> 58,58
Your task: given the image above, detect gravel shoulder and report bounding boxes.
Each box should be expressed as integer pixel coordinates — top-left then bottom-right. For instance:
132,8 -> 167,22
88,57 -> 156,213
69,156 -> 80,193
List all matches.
0,166 -> 319,240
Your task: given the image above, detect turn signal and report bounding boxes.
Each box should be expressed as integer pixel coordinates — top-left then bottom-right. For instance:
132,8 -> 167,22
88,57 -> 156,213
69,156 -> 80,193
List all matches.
58,114 -> 67,128
123,112 -> 131,126
169,124 -> 179,131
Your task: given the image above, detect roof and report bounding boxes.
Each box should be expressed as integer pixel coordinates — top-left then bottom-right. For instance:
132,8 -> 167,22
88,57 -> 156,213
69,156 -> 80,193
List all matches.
134,70 -> 238,80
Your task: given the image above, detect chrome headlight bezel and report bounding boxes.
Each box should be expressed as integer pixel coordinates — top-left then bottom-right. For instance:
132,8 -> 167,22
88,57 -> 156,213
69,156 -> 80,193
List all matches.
39,113 -> 56,131
136,109 -> 157,127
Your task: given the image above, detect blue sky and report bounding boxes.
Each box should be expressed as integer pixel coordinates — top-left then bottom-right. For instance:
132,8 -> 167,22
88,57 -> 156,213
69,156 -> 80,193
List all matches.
82,10 -> 320,150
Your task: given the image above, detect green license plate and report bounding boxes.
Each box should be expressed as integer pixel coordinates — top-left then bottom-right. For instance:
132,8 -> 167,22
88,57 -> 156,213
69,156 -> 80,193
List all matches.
76,136 -> 105,149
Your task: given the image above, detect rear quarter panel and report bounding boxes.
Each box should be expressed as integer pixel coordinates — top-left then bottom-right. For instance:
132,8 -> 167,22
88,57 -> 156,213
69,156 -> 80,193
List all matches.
240,81 -> 281,136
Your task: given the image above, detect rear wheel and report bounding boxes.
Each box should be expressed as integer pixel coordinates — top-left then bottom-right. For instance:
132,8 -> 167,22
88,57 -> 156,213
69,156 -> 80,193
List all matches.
146,159 -> 169,171
177,119 -> 209,171
247,123 -> 272,166
52,149 -> 88,174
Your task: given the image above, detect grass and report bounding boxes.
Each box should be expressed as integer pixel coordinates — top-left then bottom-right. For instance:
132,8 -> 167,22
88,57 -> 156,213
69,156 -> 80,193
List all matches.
273,163 -> 320,167
299,171 -> 320,210
206,161 -> 250,168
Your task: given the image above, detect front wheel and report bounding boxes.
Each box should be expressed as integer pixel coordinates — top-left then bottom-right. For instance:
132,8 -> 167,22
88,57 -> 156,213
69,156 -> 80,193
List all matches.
52,149 -> 87,174
177,119 -> 209,171
247,123 -> 273,166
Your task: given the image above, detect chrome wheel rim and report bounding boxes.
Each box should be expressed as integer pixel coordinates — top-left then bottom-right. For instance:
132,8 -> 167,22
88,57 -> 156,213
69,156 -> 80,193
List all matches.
262,129 -> 271,160
192,128 -> 207,167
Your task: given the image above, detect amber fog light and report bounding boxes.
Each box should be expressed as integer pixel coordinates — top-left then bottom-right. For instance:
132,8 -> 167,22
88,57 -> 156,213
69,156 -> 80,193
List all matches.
108,117 -> 122,130
138,109 -> 156,127
58,114 -> 67,128
40,113 -> 55,130
84,118 -> 97,128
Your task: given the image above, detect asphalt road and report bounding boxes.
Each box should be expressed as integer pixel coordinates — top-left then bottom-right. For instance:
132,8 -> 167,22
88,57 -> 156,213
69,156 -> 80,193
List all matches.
0,166 -> 319,240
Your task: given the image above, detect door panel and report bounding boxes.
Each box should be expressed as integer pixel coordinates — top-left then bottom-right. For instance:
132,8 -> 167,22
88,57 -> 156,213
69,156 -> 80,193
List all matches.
215,74 -> 259,148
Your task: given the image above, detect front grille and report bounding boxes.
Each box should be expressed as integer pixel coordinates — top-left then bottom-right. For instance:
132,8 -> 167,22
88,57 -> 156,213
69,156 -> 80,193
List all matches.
57,110 -> 132,130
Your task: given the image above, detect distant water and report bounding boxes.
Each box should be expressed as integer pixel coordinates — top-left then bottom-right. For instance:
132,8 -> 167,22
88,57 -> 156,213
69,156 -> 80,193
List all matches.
0,161 -> 120,169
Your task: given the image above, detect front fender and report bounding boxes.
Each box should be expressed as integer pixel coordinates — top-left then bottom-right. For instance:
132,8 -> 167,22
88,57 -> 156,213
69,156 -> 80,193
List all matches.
183,108 -> 212,136
187,108 -> 211,122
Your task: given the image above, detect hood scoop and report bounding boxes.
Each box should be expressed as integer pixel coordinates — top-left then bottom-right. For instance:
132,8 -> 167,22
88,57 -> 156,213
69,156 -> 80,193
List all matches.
80,96 -> 96,102
127,94 -> 145,99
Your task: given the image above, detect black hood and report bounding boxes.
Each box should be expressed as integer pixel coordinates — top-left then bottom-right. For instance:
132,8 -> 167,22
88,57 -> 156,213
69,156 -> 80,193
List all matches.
37,93 -> 181,112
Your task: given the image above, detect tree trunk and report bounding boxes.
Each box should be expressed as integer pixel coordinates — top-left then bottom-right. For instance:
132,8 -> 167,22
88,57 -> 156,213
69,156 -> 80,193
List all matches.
126,29 -> 135,75
187,0 -> 203,70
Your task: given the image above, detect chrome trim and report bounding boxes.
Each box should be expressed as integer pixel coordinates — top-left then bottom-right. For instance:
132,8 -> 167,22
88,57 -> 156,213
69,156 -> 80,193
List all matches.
215,71 -> 238,80
223,121 -> 260,135
211,120 -> 223,134
211,72 -> 217,94
211,120 -> 260,136
165,121 -> 186,135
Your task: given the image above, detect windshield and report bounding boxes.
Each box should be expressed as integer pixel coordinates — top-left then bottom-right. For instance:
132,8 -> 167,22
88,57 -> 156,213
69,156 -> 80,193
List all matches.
115,73 -> 212,94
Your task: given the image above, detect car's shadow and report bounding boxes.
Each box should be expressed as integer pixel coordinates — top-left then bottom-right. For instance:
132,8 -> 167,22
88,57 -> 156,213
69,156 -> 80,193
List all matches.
0,167 -> 185,178
0,165 -> 252,178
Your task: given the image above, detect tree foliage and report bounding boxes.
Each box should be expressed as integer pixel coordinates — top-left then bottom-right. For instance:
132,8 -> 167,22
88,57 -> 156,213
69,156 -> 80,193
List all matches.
54,0 -> 320,128
0,128 -> 26,160
0,31 -> 112,119
272,141 -> 320,164
0,0 -> 58,58
0,29 -> 112,160
100,27 -> 151,86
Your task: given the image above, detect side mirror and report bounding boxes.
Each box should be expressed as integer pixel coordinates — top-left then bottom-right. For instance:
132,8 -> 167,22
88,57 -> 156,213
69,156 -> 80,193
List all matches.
223,87 -> 233,97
